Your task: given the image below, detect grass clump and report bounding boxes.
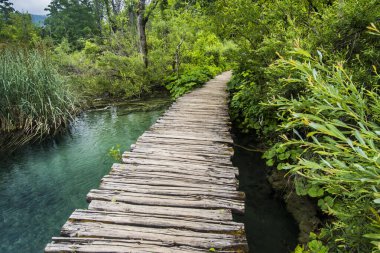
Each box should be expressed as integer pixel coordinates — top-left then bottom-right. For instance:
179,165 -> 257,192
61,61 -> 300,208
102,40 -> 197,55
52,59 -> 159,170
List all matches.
0,48 -> 78,151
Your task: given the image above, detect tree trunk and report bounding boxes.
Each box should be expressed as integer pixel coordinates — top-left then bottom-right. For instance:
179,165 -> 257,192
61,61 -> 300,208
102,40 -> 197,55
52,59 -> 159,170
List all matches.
111,0 -> 123,15
174,39 -> 184,78
137,0 -> 148,68
104,0 -> 117,33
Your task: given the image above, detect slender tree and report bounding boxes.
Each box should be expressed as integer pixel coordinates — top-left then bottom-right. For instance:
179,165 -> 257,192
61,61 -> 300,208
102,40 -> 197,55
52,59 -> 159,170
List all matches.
0,0 -> 14,23
136,0 -> 159,68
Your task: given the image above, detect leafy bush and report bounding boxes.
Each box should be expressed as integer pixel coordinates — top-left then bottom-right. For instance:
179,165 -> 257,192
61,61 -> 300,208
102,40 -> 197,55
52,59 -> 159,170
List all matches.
165,66 -> 215,98
53,36 -> 151,99
220,0 -> 380,250
263,52 -> 380,252
0,48 -> 77,150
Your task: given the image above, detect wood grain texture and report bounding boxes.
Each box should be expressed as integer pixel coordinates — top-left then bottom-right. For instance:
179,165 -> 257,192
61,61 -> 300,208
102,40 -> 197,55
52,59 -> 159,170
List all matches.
45,71 -> 248,252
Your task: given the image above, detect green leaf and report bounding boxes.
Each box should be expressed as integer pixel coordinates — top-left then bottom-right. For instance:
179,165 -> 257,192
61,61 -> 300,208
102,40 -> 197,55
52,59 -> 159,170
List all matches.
308,185 -> 324,197
266,159 -> 274,166
364,234 -> 380,240
292,48 -> 311,58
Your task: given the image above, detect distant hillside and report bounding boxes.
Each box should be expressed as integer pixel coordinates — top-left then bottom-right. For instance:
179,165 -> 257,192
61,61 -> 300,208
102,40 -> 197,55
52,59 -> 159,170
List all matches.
31,14 -> 46,27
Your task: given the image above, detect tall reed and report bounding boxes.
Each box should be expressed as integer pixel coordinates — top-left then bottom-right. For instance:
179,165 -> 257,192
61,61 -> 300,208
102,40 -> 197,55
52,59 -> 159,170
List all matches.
0,48 -> 78,151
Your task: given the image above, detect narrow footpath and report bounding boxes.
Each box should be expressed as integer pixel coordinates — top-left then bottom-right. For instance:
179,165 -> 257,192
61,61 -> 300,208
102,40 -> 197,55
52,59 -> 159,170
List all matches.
45,71 -> 248,252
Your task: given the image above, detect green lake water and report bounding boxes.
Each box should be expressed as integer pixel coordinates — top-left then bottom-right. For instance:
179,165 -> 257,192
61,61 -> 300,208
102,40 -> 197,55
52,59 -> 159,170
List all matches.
0,105 -> 165,253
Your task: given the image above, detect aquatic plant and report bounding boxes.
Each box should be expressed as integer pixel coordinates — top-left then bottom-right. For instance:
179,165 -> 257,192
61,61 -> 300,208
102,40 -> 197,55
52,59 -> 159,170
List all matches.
0,48 -> 78,151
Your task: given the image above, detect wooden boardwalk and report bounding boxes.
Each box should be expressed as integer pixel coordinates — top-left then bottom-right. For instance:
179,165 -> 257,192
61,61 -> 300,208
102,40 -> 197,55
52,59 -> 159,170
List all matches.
45,71 -> 248,252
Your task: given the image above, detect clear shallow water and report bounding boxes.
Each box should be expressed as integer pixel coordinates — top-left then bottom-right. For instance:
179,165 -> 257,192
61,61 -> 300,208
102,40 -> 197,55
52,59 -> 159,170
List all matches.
0,106 -> 164,253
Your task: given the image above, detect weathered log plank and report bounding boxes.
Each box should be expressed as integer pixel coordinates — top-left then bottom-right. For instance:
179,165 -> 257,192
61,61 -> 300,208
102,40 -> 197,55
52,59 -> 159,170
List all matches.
122,157 -> 240,176
69,209 -> 244,233
101,176 -> 238,191
135,135 -> 232,146
61,221 -> 247,249
87,189 -> 245,214
88,200 -> 233,221
99,181 -> 245,200
132,141 -> 234,153
130,149 -> 234,159
108,167 -> 237,183
122,151 -> 232,167
46,238 -> 203,253
103,170 -> 237,186
141,132 -> 233,144
110,163 -> 236,179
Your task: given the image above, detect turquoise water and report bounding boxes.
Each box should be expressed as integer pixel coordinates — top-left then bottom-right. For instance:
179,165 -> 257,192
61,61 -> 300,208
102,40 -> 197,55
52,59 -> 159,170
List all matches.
0,106 -> 164,253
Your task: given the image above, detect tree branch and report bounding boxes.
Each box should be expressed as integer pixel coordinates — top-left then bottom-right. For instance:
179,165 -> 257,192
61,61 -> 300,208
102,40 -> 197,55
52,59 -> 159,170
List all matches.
143,0 -> 159,24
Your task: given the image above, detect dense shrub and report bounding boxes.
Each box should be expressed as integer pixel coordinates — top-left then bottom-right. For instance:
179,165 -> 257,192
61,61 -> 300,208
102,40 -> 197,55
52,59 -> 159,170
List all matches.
218,0 -> 380,251
263,53 -> 380,252
165,66 -> 217,98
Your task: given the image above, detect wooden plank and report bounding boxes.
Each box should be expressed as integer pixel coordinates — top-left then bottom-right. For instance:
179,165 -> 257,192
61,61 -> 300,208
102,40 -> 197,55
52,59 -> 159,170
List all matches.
153,120 -> 229,126
88,200 -> 233,221
46,238 -> 203,253
152,125 -> 231,133
131,146 -> 233,157
135,135 -> 233,146
87,189 -> 245,214
162,113 -> 230,119
108,167 -> 236,183
69,209 -> 244,233
110,163 -> 236,179
99,181 -> 245,200
124,150 -> 232,161
132,141 -> 234,152
122,151 -> 232,167
103,170 -> 237,186
142,132 -> 233,143
122,157 -> 239,176
100,176 -> 238,191
155,117 -> 232,126
151,127 -> 231,135
61,221 -> 247,249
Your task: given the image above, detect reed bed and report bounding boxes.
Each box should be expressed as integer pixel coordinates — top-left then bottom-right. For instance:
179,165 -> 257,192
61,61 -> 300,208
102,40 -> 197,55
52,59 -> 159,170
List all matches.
0,48 -> 78,151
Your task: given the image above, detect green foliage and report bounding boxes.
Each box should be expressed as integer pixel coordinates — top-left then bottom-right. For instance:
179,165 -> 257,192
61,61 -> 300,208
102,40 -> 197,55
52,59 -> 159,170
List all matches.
294,239 -> 329,253
219,0 -> 380,251
49,1 -> 235,99
45,0 -> 99,48
262,54 -> 380,252
165,67 -> 215,98
0,48 -> 78,151
0,3 -> 40,45
147,3 -> 235,98
0,0 -> 14,22
108,144 -> 122,161
53,35 -> 150,99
